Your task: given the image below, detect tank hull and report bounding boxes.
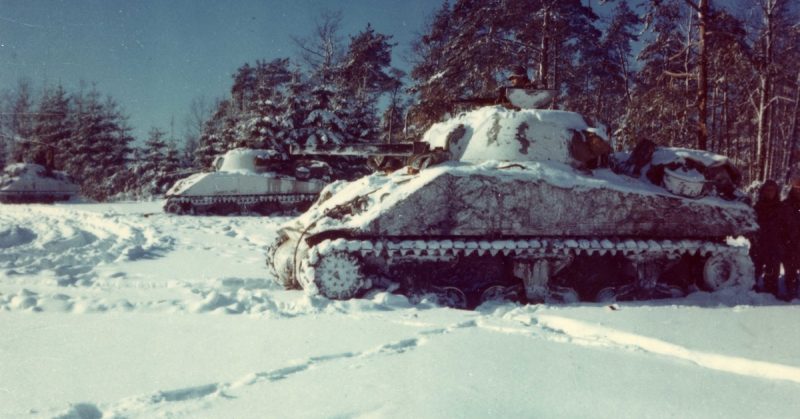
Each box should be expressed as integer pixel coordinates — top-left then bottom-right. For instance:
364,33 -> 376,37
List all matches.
268,162 -> 756,306
316,168 -> 753,239
164,171 -> 327,215
0,164 -> 79,204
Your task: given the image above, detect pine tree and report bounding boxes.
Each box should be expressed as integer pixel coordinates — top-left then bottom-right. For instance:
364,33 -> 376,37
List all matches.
346,96 -> 379,142
0,138 -> 6,171
564,1 -> 641,147
8,79 -> 35,162
339,24 -> 397,99
231,63 -> 256,112
29,84 -> 72,171
280,71 -> 312,149
139,128 -> 168,193
194,100 -> 234,169
338,24 -> 400,143
408,0 -> 600,134
304,83 -> 349,148
163,139 -> 182,184
626,0 -> 695,148
132,127 -> 183,196
67,89 -> 133,200
237,58 -> 292,150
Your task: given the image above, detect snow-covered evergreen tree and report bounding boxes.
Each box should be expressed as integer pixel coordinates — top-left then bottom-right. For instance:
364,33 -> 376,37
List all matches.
236,59 -> 292,150
338,24 -> 400,143
304,83 -> 349,148
164,139 -> 182,181
563,1 -> 640,147
7,80 -> 35,163
346,96 -> 379,142
27,85 -> 72,171
280,71 -> 312,149
67,90 -> 134,200
131,127 -> 182,197
408,0 -> 599,135
338,24 -> 397,100
138,128 -> 168,192
194,100 -> 234,169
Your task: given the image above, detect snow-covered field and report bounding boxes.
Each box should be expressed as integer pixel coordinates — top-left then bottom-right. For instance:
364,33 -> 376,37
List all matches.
1,202 -> 799,418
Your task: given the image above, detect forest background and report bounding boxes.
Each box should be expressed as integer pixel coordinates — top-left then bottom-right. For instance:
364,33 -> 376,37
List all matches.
0,0 -> 797,200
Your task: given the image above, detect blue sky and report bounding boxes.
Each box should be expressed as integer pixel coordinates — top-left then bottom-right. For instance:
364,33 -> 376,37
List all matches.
0,0 -> 439,141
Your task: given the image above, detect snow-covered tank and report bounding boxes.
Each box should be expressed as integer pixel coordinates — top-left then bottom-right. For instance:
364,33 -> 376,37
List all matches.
267,105 -> 757,307
0,163 -> 79,203
164,148 -> 331,215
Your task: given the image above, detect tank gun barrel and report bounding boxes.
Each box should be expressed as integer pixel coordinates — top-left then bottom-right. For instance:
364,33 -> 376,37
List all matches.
290,142 -> 430,157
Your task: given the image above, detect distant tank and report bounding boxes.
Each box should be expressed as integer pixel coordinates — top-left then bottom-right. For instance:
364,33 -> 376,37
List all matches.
164,148 -> 331,215
0,163 -> 79,204
165,144 -> 422,216
267,98 -> 757,307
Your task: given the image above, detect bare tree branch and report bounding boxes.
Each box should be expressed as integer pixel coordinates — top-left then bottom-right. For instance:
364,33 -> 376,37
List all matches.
664,70 -> 695,78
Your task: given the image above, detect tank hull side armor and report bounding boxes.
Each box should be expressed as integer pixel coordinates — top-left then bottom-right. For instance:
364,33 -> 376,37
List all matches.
352,170 -> 754,239
0,164 -> 79,204
269,164 -> 756,306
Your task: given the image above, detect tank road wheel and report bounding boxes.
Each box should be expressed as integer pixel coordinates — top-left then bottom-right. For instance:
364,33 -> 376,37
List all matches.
595,284 -> 636,303
702,252 -> 755,291
432,286 -> 467,309
166,200 -> 196,215
479,285 -> 523,305
164,200 -> 184,214
513,257 -> 575,303
211,200 -> 240,215
265,233 -> 299,290
251,200 -> 282,216
303,251 -> 365,300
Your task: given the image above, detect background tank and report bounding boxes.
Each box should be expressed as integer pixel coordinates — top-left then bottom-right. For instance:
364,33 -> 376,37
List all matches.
0,163 -> 79,204
267,105 -> 757,307
164,148 -> 330,215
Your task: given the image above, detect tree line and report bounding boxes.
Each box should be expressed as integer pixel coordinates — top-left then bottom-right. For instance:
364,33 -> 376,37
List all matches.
190,14 -> 402,176
1,0 -> 799,201
407,0 -> 799,184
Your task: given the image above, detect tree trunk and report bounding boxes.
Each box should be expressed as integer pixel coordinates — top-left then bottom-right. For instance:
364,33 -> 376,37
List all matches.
723,88 -> 731,158
681,10 -> 694,147
539,7 -> 550,89
785,71 -> 800,182
696,0 -> 710,150
710,84 -> 718,151
756,0 -> 778,181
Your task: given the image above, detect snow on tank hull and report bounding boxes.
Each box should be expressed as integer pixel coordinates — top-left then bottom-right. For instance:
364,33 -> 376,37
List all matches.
0,164 -> 79,204
164,171 -> 327,215
267,107 -> 757,307
164,148 -> 330,215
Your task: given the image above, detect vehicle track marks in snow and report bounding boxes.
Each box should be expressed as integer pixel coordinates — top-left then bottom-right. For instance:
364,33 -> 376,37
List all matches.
534,315 -> 800,385
0,206 -> 173,284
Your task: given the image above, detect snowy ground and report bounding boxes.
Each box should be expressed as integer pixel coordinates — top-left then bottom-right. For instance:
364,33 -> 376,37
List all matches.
1,202 -> 799,418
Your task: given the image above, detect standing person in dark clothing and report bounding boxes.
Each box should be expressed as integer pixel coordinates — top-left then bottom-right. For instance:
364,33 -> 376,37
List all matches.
752,180 -> 784,297
781,178 -> 800,301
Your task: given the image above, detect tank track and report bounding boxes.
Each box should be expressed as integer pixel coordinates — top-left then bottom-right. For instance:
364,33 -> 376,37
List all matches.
307,237 -> 746,260
0,192 -> 71,204
294,236 -> 753,306
165,193 -> 318,215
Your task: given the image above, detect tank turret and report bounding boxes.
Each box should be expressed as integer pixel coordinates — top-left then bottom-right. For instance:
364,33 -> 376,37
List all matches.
267,104 -> 756,307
